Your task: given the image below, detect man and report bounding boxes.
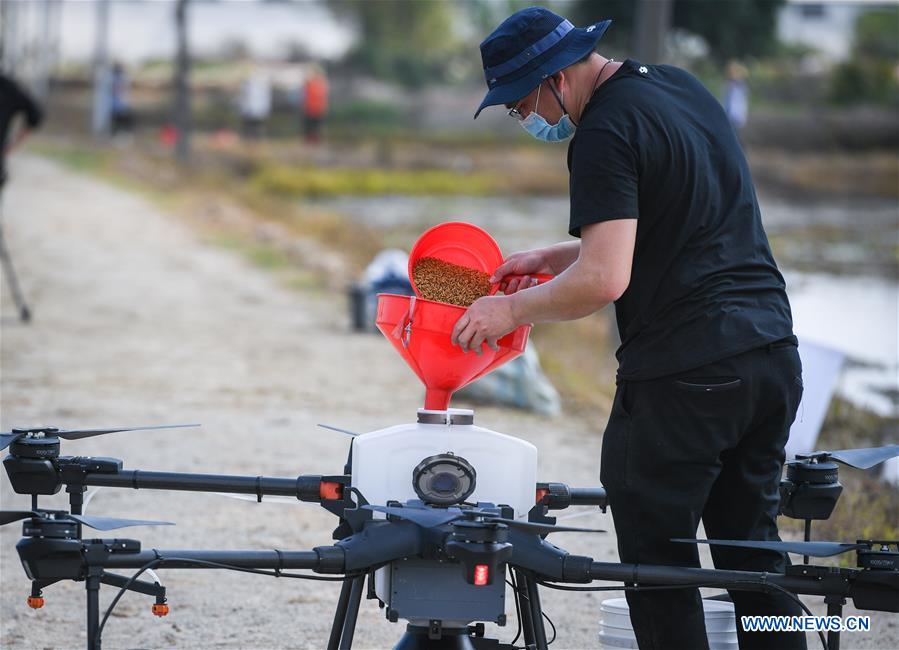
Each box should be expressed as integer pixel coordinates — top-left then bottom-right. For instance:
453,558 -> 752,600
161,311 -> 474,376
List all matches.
0,74 -> 43,322
302,65 -> 329,144
1,73 -> 44,186
453,7 -> 805,650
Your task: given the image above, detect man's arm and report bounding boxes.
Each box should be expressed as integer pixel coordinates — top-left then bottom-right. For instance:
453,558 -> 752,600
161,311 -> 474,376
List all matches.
509,218 -> 636,324
451,219 -> 636,352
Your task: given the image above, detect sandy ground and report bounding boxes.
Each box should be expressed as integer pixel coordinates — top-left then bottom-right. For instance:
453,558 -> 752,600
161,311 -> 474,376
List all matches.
1,155 -> 895,649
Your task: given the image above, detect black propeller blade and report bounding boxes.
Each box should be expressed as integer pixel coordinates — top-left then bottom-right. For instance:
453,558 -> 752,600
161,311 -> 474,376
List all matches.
55,423 -> 200,440
364,505 -> 604,535
363,504 -> 463,528
0,423 -> 200,451
815,445 -> 899,470
69,514 -> 175,530
317,423 -> 360,437
673,538 -> 869,558
0,432 -> 22,451
0,510 -> 174,530
487,517 -> 605,535
0,510 -> 38,526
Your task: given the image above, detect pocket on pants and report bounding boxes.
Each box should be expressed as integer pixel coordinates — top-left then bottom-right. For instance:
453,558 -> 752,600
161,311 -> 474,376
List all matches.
674,377 -> 742,392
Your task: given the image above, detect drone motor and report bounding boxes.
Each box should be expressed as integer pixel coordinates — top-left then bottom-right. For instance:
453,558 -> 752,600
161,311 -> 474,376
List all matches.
9,430 -> 62,460
857,541 -> 899,571
779,458 -> 843,520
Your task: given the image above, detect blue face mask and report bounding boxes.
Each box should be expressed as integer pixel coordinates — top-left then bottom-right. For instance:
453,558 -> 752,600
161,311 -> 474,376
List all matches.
519,83 -> 576,142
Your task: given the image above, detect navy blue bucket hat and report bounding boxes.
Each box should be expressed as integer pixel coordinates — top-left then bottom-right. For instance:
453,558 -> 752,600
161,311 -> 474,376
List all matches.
475,6 -> 611,119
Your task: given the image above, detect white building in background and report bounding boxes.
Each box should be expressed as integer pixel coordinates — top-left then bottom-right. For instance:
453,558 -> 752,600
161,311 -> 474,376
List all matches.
777,0 -> 897,62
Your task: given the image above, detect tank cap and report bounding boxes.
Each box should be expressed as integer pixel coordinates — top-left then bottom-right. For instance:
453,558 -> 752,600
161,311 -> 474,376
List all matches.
417,409 -> 474,425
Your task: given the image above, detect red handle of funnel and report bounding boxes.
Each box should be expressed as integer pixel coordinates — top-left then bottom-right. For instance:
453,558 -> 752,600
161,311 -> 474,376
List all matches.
488,273 -> 554,295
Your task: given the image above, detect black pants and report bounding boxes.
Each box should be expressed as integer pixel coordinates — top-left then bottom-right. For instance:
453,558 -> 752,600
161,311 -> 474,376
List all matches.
601,340 -> 807,650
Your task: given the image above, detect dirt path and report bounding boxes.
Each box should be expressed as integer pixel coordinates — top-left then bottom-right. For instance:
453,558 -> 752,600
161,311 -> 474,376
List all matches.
1,155 -> 893,649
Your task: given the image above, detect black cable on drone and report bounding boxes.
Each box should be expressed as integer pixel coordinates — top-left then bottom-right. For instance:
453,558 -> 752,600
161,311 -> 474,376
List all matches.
506,572 -> 523,648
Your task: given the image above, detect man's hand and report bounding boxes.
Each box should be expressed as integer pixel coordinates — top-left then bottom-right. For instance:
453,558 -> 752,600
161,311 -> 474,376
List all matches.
5,127 -> 32,157
491,241 -> 580,294
451,295 -> 518,354
492,249 -> 553,294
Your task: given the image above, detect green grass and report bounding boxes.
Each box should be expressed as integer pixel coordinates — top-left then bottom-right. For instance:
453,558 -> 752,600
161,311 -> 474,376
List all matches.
249,165 -> 498,198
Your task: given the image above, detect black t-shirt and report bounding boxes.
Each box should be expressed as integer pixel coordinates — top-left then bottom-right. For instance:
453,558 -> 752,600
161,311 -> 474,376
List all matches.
1,75 -> 44,182
567,59 -> 794,381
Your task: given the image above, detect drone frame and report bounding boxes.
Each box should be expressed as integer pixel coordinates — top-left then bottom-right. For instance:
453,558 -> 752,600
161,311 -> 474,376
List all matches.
2,433 -> 897,650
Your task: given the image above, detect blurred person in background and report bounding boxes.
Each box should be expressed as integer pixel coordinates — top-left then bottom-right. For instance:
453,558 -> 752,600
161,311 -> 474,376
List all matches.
301,64 -> 328,144
0,73 -> 43,322
723,61 -> 749,134
239,67 -> 272,140
454,7 -> 805,650
109,62 -> 134,137
1,74 -> 44,187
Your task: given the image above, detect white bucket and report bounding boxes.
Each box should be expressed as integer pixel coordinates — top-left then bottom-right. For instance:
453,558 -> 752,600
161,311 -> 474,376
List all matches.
599,598 -> 738,649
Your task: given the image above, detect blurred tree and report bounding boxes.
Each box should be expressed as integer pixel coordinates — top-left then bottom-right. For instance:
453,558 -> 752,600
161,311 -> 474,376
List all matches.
672,0 -> 784,62
831,6 -> 899,106
570,0 -> 637,54
852,6 -> 899,60
571,0 -> 785,63
325,0 -> 459,87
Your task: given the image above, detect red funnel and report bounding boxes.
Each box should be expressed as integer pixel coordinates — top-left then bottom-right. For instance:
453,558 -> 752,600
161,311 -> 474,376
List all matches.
376,294 -> 530,410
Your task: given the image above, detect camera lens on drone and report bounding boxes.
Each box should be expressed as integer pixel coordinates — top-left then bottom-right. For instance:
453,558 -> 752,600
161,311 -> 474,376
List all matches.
412,453 -> 476,506
431,473 -> 461,495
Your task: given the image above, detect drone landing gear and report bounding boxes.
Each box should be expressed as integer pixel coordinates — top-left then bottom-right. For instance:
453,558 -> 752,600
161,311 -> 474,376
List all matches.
327,575 -> 366,650
84,566 -> 168,650
513,568 -> 549,649
824,594 -> 846,650
326,569 -> 547,649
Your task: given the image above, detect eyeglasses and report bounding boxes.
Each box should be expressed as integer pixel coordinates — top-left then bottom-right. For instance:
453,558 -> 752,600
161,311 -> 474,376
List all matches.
507,83 -> 542,121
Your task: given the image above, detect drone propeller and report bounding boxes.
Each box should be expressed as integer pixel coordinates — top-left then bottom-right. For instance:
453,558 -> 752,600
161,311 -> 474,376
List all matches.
0,510 -> 174,530
364,504 -> 604,535
316,423 -> 360,437
0,423 -> 200,451
483,517 -> 606,536
363,504 -> 463,528
799,444 -> 899,470
673,538 -> 869,558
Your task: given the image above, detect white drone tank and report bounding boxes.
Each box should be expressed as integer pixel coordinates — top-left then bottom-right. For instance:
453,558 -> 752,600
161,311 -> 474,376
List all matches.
351,408 -> 538,519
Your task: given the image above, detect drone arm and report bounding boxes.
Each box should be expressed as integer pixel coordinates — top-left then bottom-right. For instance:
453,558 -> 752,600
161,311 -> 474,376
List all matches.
583,559 -> 898,612
80,469 -> 347,503
102,548 -> 344,573
336,520 -> 423,572
536,483 -> 607,511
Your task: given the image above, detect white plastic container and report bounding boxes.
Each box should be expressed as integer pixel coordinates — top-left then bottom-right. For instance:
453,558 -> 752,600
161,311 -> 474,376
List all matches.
351,408 -> 538,519
599,598 -> 738,649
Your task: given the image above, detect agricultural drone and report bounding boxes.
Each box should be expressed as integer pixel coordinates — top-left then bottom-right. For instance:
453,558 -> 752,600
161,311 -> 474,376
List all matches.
2,290 -> 898,650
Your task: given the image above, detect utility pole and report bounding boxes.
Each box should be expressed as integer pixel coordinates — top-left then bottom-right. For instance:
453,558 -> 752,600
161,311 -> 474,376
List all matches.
91,0 -> 111,135
634,0 -> 673,64
173,0 -> 192,163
